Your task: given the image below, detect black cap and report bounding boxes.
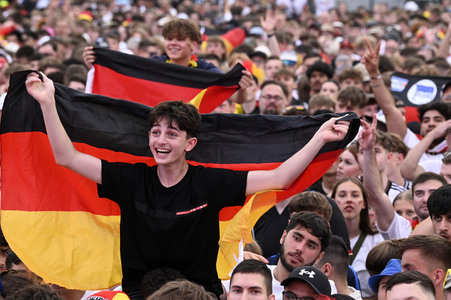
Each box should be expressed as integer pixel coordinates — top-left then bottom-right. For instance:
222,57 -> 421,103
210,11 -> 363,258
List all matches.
280,266 -> 331,296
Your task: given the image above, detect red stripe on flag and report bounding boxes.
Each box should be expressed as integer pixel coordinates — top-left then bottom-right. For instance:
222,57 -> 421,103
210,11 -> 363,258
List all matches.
92,65 -> 202,106
217,149 -> 342,221
3,131 -> 337,214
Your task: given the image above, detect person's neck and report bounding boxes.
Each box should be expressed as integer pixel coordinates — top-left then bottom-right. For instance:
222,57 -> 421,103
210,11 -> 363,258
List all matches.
274,261 -> 291,283
387,169 -> 405,187
346,218 -> 361,240
332,277 -> 351,295
321,174 -> 337,196
170,56 -> 191,67
157,161 -> 189,187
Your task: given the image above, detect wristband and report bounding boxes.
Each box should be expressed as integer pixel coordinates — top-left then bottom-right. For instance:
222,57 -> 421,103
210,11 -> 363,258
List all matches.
267,33 -> 275,38
371,74 -> 382,80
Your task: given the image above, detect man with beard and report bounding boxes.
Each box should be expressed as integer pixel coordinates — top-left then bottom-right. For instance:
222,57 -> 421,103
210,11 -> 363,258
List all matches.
258,81 -> 288,116
427,185 -> 451,241
268,211 -> 331,298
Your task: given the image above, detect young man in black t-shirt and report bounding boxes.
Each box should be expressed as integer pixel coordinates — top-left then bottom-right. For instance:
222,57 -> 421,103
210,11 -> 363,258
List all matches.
25,71 -> 350,299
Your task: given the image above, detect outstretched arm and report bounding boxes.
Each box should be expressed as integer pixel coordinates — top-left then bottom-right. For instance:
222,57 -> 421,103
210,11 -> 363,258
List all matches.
246,117 -> 350,195
400,119 -> 451,180
360,116 -> 395,231
362,40 -> 407,139
26,72 -> 102,184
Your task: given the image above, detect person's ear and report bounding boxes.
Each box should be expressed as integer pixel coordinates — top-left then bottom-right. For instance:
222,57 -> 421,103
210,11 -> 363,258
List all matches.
280,230 -> 287,245
322,262 -> 332,276
269,294 -> 276,300
432,268 -> 446,287
185,137 -> 197,152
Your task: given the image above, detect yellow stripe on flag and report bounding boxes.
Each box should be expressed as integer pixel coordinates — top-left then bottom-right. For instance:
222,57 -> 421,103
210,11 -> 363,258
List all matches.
188,88 -> 207,110
1,210 -> 122,289
217,190 -> 280,279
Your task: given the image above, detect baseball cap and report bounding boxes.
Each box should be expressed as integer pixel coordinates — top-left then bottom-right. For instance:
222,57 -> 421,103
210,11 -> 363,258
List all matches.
280,266 -> 331,296
368,259 -> 402,294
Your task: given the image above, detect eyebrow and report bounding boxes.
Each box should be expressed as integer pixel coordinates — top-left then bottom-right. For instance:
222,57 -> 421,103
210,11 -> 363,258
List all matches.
293,231 -> 320,247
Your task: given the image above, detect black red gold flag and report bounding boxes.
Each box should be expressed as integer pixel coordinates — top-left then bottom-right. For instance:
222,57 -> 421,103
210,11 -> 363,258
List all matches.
1,71 -> 360,290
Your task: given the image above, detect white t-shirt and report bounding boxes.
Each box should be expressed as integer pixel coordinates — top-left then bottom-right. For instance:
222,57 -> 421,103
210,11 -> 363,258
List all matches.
350,233 -> 384,298
377,212 -> 412,240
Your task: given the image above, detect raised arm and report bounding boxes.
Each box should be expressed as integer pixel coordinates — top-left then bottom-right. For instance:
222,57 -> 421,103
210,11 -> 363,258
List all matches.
245,117 -> 350,195
26,72 -> 102,184
362,40 -> 407,139
360,117 -> 395,231
260,9 -> 280,58
400,119 -> 451,180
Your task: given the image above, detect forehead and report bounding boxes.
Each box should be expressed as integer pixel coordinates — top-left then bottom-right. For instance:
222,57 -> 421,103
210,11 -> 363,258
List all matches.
401,249 -> 427,269
322,82 -> 338,90
413,179 -> 443,191
230,272 -> 267,289
422,109 -> 445,120
261,84 -> 284,95
337,180 -> 361,191
311,71 -> 327,77
266,59 -> 283,67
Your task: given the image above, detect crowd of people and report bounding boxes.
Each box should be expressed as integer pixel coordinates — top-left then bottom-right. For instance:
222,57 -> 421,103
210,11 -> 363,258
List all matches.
1,0 -> 451,299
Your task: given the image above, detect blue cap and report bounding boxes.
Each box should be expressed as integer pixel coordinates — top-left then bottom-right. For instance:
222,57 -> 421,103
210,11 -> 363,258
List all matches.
368,259 -> 402,294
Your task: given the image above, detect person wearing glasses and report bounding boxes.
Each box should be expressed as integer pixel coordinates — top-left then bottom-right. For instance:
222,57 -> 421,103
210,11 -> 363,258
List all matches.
280,266 -> 331,300
258,80 -> 289,116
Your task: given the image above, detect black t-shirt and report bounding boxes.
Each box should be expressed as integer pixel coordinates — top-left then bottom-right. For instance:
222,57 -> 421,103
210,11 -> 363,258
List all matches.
97,161 -> 248,297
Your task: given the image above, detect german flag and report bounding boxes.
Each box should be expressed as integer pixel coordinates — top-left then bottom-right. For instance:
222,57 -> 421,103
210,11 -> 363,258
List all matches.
87,48 -> 243,113
1,71 -> 360,290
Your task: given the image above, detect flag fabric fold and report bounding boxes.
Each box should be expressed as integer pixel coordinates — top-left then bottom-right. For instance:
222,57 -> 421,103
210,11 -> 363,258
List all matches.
87,47 -> 244,113
1,71 -> 360,290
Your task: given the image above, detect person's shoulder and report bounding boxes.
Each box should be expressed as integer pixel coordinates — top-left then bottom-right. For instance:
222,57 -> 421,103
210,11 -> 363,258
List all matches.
196,59 -> 222,73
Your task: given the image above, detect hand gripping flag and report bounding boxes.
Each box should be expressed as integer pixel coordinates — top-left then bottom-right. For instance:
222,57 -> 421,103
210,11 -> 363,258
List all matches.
1,71 -> 360,290
86,47 -> 244,113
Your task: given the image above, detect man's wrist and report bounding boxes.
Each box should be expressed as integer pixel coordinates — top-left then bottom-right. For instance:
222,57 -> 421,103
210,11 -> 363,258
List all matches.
370,73 -> 382,80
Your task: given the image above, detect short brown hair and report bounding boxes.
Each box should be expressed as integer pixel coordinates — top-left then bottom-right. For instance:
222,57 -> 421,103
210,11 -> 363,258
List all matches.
338,68 -> 363,83
147,279 -> 217,300
287,191 -> 332,222
162,19 -> 202,42
399,235 -> 451,272
337,86 -> 367,108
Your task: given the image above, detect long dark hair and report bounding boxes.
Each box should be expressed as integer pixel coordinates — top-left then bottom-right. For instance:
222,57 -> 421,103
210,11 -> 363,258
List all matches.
331,177 -> 377,235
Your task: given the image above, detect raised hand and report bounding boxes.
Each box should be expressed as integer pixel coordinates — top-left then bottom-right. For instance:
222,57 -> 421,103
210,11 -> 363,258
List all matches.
82,46 -> 96,70
318,115 -> 351,143
358,115 -> 377,151
25,72 -> 55,106
361,39 -> 381,76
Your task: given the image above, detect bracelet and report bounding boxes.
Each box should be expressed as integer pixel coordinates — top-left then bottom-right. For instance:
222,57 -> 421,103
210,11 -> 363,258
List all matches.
371,74 -> 382,80
267,33 -> 275,38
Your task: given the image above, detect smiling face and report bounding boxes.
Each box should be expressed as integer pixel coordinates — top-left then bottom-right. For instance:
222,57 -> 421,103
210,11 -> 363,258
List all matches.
334,180 -> 365,222
165,36 -> 196,66
279,225 -> 323,272
148,118 -> 197,167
